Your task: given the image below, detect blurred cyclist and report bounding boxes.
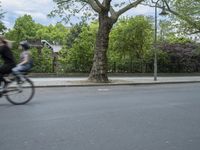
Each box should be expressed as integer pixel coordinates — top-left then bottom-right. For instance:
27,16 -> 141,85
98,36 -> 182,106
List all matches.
12,40 -> 33,82
0,36 -> 16,83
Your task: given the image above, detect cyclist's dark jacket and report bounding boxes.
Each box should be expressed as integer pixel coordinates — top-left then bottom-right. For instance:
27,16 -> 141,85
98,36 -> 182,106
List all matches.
0,45 -> 16,65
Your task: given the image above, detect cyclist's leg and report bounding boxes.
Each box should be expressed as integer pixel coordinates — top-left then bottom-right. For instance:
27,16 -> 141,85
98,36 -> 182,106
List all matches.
0,72 -> 4,85
12,64 -> 31,74
12,64 -> 30,82
0,64 -> 13,82
0,64 -> 6,82
0,64 -> 13,96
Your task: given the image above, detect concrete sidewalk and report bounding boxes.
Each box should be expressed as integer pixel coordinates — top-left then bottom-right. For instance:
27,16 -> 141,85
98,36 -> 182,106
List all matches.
30,76 -> 200,87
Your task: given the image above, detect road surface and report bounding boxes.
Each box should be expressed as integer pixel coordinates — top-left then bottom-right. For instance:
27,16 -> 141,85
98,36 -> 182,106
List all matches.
0,83 -> 200,150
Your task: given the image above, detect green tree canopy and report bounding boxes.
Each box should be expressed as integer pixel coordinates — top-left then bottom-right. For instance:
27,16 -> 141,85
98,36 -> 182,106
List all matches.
6,15 -> 38,42
0,1 -> 6,33
109,15 -> 154,72
59,21 -> 98,72
36,23 -> 69,44
164,0 -> 200,35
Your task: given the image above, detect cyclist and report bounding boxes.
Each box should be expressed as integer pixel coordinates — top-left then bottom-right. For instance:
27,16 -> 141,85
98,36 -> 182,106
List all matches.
12,40 -> 33,82
0,36 -> 16,85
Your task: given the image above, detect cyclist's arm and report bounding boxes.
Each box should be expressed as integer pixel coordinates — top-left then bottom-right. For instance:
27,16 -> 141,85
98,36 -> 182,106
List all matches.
18,53 -> 29,65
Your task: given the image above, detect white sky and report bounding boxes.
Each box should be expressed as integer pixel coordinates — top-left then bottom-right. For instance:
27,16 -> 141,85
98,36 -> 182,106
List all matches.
1,0 -> 155,29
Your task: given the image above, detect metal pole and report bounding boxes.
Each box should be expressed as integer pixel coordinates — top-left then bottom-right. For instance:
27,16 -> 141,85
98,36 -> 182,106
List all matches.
154,0 -> 159,81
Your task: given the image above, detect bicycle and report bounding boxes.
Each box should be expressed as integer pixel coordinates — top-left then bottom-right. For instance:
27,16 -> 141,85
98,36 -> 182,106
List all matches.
0,73 -> 35,105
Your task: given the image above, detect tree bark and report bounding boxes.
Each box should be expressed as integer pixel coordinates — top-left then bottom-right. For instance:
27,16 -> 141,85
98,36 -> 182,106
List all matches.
88,13 -> 113,83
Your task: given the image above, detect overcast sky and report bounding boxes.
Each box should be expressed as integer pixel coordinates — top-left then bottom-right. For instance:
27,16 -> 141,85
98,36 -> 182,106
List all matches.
1,0 -> 154,29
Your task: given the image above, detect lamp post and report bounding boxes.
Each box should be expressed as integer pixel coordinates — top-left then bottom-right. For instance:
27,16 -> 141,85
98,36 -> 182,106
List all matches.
154,0 -> 168,81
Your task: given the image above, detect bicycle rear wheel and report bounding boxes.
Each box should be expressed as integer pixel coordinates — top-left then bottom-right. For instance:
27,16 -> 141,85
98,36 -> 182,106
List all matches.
5,77 -> 35,105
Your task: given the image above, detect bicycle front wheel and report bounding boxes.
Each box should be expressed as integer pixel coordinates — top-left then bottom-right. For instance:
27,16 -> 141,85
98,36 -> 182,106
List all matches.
5,77 -> 35,105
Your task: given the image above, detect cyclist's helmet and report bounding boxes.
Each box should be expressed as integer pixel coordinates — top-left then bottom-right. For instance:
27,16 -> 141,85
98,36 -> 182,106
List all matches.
20,40 -> 30,50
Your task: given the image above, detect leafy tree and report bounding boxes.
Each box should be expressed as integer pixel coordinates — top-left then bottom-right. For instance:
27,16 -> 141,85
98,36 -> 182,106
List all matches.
109,16 -> 154,73
163,0 -> 200,35
59,22 -> 98,72
36,23 -> 69,44
0,1 -> 3,19
50,0 -> 147,82
66,22 -> 87,48
35,23 -> 69,73
159,20 -> 176,41
0,1 -> 6,33
31,47 -> 52,73
50,0 -> 200,82
160,40 -> 200,72
6,15 -> 38,42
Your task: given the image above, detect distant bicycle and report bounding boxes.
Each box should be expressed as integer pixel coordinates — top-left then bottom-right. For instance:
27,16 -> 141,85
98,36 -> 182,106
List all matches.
0,73 -> 35,105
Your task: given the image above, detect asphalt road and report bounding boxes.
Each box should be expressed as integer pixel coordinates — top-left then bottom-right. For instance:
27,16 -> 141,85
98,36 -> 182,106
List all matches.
0,83 -> 200,150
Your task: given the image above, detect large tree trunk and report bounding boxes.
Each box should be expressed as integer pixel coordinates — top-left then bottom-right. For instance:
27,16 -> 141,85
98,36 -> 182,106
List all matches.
88,13 -> 113,83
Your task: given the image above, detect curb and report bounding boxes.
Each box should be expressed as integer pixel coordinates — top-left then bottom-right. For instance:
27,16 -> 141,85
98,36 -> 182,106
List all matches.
33,80 -> 200,88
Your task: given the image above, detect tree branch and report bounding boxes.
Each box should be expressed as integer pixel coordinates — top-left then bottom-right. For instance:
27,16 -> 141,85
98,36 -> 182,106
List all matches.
75,4 -> 87,13
56,0 -> 103,13
109,6 -> 118,22
190,30 -> 200,35
115,0 -> 144,18
103,0 -> 112,10
86,0 -> 102,13
93,0 -> 105,10
163,0 -> 200,31
56,0 -> 71,5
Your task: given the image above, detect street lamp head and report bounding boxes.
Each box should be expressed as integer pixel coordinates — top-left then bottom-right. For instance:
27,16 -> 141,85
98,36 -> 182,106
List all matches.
159,6 -> 168,16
